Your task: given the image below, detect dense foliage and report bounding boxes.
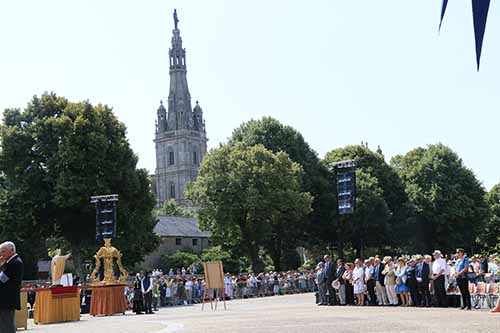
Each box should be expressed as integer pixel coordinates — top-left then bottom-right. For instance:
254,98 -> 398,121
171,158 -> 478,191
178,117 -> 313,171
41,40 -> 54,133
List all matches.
323,145 -> 410,257
230,117 -> 335,258
186,143 -> 312,272
480,184 -> 500,252
155,199 -> 193,218
391,144 -> 488,254
0,93 -> 159,278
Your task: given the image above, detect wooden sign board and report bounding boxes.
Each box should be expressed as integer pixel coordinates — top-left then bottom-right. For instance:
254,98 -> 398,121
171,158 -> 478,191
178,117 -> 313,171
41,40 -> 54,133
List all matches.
203,261 -> 224,289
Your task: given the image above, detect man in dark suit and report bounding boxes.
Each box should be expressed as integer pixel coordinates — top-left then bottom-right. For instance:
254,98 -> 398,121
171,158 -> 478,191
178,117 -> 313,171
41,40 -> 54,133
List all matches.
334,258 -> 346,305
0,241 -> 24,333
323,255 -> 336,305
416,255 -> 431,307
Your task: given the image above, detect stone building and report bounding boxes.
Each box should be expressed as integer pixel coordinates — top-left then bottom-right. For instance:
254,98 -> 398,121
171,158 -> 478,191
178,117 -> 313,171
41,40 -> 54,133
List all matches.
154,10 -> 208,206
143,216 -> 212,268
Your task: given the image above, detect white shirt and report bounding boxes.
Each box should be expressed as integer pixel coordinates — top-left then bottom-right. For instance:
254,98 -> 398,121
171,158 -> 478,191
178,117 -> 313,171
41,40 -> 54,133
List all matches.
432,258 -> 447,275
185,280 -> 193,291
364,266 -> 373,281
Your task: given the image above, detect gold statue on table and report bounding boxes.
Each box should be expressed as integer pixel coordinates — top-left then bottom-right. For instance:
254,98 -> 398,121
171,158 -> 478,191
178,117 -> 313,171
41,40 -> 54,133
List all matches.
90,238 -> 127,285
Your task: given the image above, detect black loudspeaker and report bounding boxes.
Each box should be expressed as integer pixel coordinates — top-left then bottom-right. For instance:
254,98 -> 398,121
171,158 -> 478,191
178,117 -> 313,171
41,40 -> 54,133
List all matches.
335,160 -> 356,215
91,194 -> 118,241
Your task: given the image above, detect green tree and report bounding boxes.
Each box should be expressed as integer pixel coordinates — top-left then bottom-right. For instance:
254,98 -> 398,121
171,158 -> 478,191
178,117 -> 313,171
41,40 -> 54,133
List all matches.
482,184 -> 500,251
230,117 -> 335,255
0,93 -> 159,277
391,144 -> 488,253
186,143 -> 312,272
155,199 -> 193,217
200,246 -> 245,274
323,145 -> 409,257
159,251 -> 199,272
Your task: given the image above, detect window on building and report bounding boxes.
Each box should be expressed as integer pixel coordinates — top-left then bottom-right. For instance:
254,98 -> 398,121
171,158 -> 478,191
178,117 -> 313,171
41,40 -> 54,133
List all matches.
169,183 -> 176,199
193,151 -> 198,165
192,238 -> 198,246
175,238 -> 182,246
168,150 -> 175,165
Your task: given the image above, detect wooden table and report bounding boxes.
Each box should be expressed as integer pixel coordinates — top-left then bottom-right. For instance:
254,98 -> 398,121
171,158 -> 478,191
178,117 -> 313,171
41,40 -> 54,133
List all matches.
34,287 -> 80,324
90,284 -> 127,316
15,291 -> 28,329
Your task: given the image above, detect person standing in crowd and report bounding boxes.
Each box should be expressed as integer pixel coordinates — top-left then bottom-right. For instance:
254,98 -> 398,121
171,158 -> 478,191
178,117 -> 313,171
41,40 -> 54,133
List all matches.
0,241 -> 24,333
373,257 -> 388,305
406,258 -> 419,306
177,280 -> 187,305
315,262 -> 327,305
352,259 -> 365,306
382,257 -> 398,306
323,255 -> 336,305
490,258 -> 500,282
479,255 -> 488,282
142,271 -> 154,314
152,278 -> 160,311
431,250 -> 448,307
185,277 -> 193,304
165,278 -> 173,306
224,274 -> 233,299
364,258 -> 377,305
133,273 -> 144,314
342,263 -> 354,305
470,256 -> 480,285
159,277 -> 167,307
335,258 -> 346,305
416,255 -> 431,307
395,257 -> 410,306
455,248 -> 471,310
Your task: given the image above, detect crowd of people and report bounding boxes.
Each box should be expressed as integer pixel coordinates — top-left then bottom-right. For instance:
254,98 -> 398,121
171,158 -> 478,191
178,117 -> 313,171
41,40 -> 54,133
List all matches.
125,268 -> 317,314
315,249 -> 500,310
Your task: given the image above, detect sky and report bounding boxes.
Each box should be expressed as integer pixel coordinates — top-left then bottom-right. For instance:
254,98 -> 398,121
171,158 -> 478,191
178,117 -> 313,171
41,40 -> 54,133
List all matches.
0,1 -> 498,190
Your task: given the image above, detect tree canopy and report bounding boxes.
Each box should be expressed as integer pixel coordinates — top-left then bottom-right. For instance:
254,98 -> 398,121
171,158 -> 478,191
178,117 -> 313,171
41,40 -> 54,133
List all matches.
0,93 -> 159,277
391,144 -> 488,254
482,184 -> 500,251
230,117 -> 335,252
323,145 -> 409,257
186,143 -> 312,272
155,199 -> 193,218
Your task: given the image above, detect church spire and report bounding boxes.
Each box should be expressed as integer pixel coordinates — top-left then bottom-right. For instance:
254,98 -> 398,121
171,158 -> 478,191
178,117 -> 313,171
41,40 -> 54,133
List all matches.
154,10 -> 208,206
167,9 -> 193,131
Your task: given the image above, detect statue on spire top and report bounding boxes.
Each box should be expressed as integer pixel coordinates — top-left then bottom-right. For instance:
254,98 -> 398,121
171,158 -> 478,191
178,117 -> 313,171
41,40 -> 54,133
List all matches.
173,9 -> 179,29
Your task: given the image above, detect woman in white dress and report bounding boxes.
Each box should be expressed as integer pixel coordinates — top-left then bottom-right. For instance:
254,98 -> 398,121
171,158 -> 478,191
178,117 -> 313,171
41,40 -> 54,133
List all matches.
352,258 -> 365,306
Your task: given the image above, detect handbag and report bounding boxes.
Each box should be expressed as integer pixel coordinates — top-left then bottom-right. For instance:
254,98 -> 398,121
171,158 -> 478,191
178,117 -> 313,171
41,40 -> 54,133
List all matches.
465,271 -> 477,280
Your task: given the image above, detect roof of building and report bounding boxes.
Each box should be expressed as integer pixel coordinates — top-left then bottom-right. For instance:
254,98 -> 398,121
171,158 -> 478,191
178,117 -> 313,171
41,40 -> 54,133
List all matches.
154,215 -> 211,238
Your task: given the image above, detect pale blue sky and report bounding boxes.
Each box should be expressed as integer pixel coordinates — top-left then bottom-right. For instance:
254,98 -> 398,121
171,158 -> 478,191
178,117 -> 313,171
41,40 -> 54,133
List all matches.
0,1 -> 498,190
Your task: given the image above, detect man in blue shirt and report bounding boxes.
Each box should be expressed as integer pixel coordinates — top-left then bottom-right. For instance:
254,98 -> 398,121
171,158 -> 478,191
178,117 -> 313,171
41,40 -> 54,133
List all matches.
454,248 -> 471,310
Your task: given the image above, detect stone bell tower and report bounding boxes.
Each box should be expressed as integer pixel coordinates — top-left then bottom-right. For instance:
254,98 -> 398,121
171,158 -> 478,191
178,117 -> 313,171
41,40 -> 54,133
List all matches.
154,9 -> 208,206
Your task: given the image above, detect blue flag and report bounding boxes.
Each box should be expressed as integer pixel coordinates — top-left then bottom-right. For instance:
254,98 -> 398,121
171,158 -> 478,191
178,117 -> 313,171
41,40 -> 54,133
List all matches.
438,0 -> 490,71
472,0 -> 490,71
439,0 -> 448,32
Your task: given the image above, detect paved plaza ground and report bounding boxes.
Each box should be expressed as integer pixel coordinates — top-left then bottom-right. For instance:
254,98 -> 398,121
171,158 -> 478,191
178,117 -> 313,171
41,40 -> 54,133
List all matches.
29,293 -> 500,333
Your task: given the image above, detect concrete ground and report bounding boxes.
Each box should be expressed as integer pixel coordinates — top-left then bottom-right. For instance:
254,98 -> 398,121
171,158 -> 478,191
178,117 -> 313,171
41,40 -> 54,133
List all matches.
28,293 -> 500,333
